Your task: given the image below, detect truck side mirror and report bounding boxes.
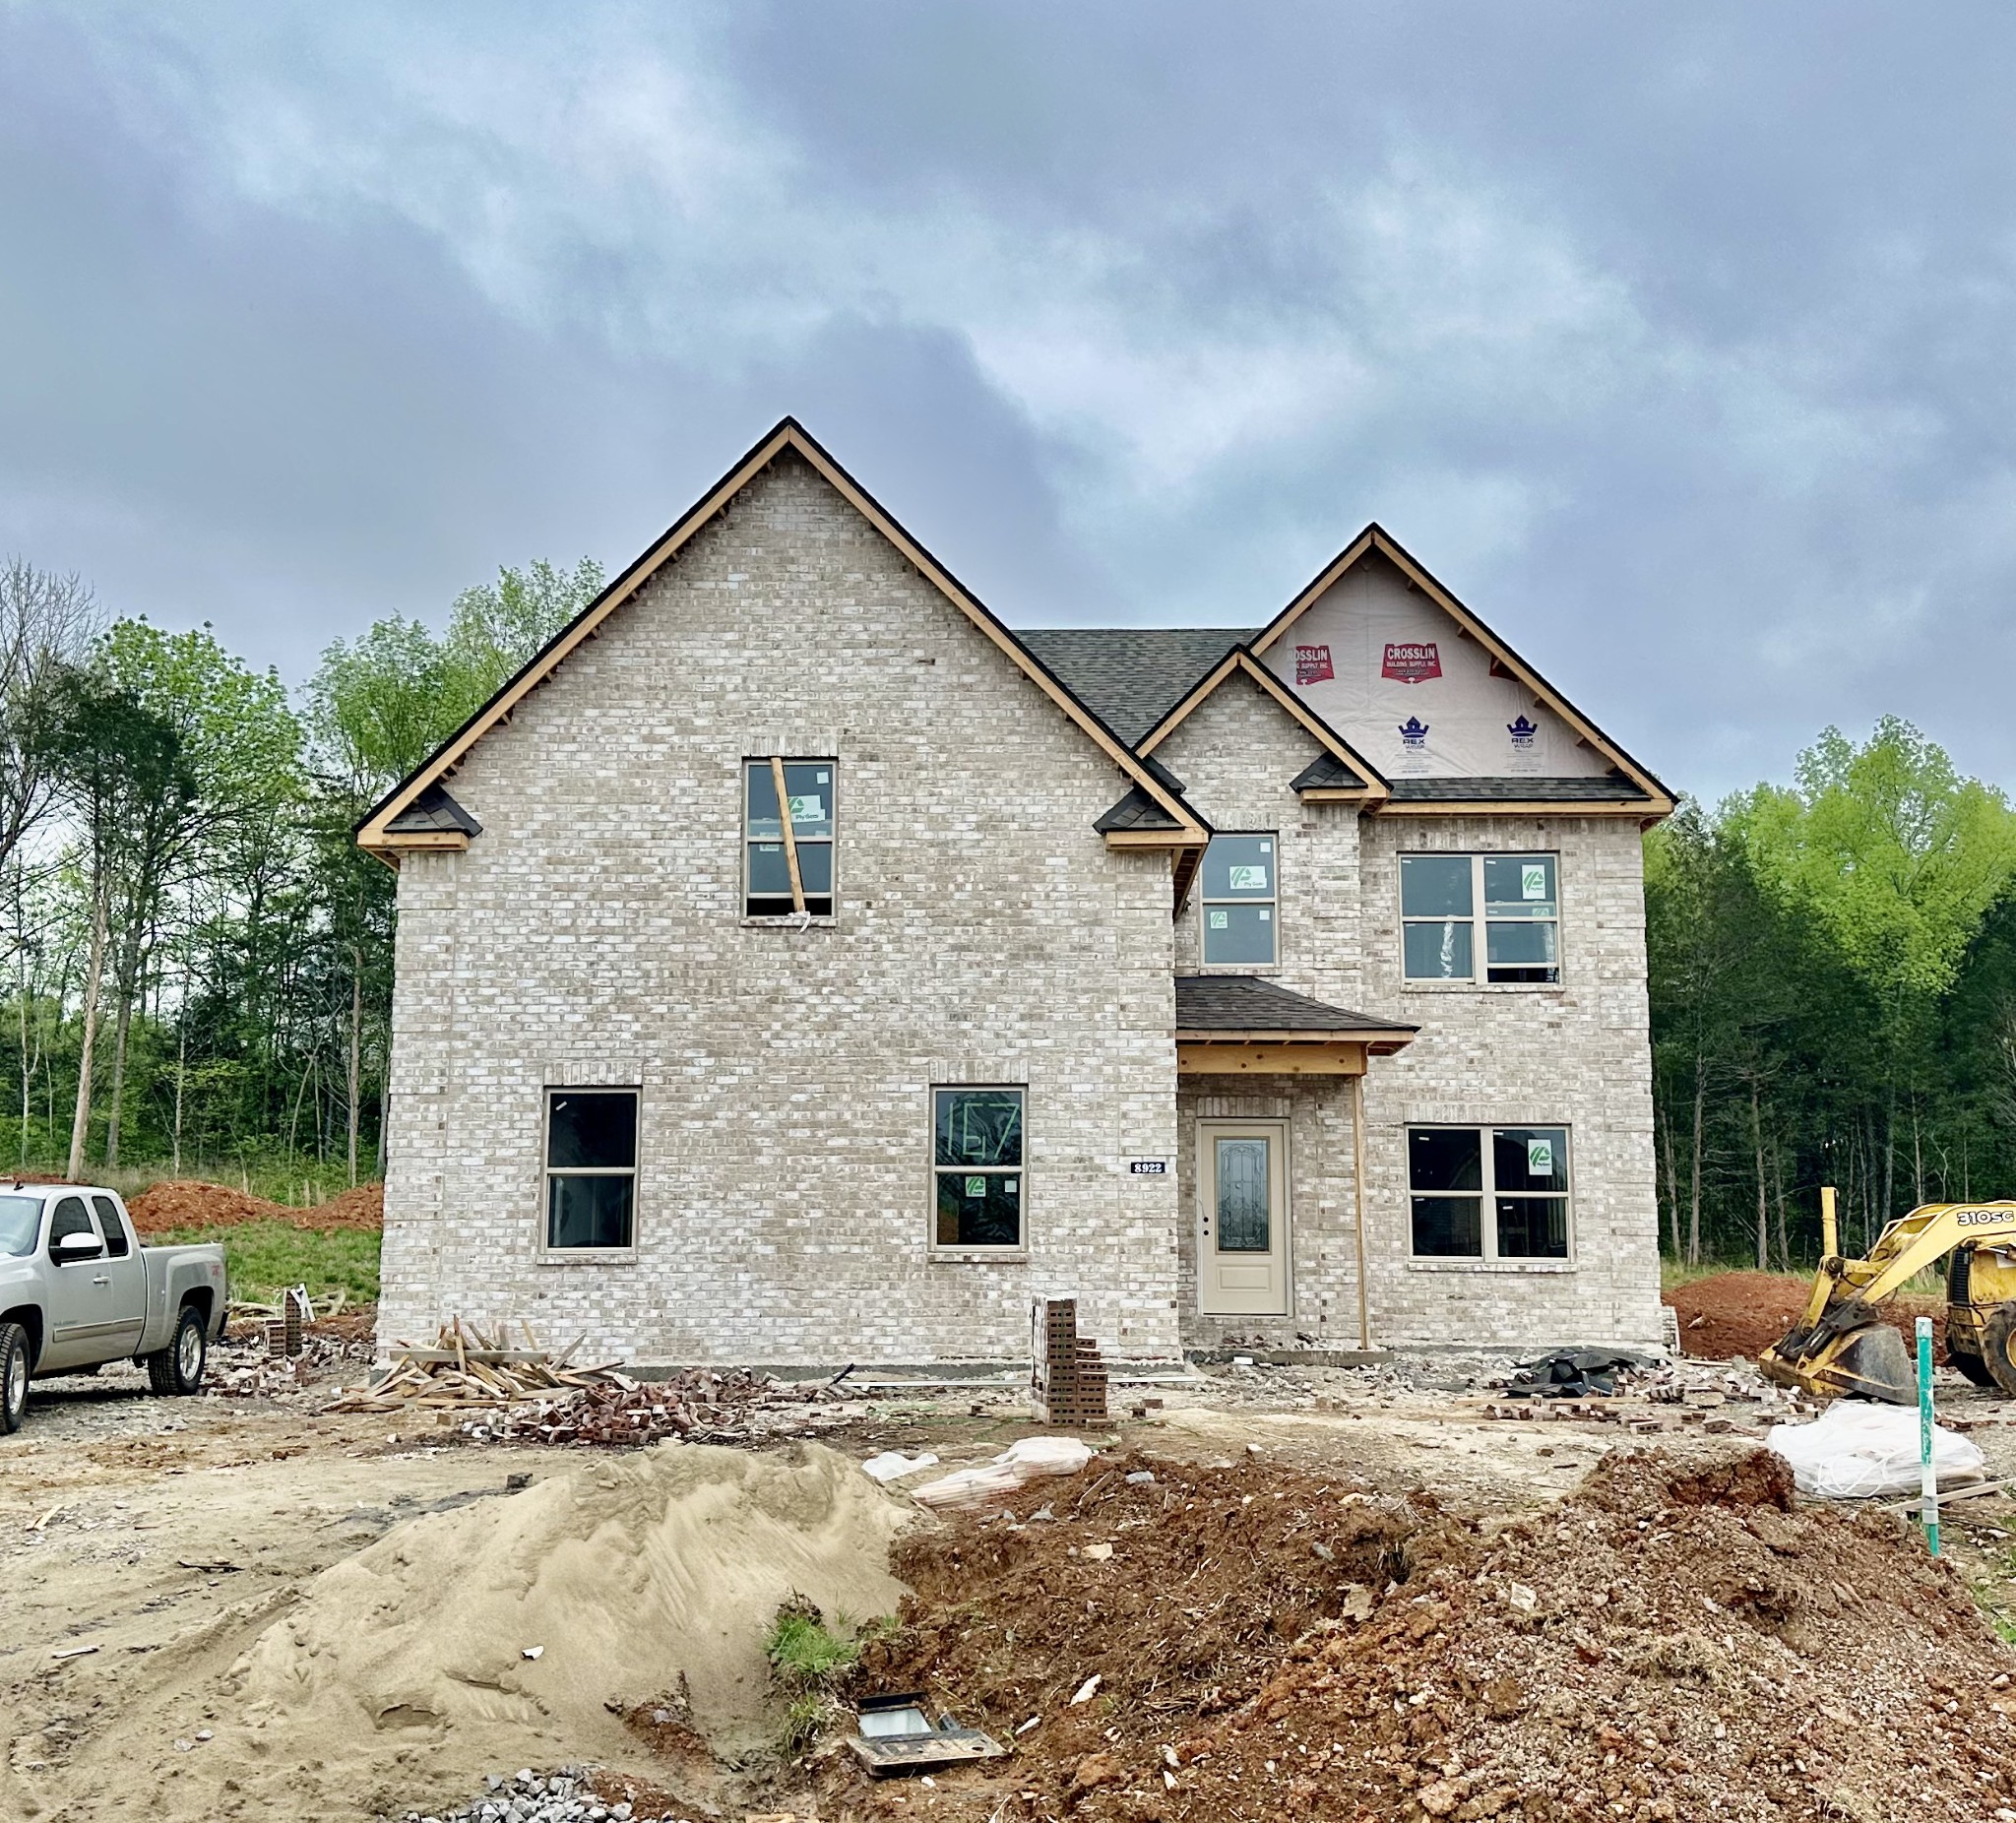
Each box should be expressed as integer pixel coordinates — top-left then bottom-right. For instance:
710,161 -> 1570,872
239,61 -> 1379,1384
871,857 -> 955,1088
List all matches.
54,1230 -> 103,1261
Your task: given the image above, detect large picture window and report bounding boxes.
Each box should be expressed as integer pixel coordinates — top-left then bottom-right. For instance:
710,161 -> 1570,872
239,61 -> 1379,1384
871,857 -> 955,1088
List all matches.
745,759 -> 836,917
1408,1125 -> 1570,1260
1200,833 -> 1278,966
545,1089 -> 638,1250
934,1087 -> 1024,1248
1400,853 -> 1558,984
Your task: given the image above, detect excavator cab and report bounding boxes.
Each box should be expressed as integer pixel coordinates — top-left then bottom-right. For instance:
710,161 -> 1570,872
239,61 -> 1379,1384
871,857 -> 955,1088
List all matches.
1760,1200 -> 2016,1403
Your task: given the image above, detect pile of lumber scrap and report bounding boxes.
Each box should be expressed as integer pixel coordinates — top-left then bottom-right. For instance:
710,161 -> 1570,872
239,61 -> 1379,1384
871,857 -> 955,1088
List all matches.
322,1319 -> 624,1414
468,1364 -> 858,1447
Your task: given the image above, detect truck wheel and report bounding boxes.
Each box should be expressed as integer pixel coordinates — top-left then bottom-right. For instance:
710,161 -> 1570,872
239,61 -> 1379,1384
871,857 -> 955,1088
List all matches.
0,1322 -> 29,1434
147,1304 -> 208,1397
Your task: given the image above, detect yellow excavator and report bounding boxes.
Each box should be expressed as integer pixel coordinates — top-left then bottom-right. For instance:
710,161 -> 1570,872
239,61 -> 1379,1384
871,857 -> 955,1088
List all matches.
1760,1190 -> 2016,1403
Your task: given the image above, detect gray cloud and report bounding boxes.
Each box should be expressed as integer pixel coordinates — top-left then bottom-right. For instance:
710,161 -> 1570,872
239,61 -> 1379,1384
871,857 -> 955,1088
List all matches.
5,1 -> 2016,797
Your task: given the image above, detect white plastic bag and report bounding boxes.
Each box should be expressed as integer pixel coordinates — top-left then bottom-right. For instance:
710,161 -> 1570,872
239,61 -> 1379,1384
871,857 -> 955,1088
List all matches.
1766,1399 -> 1984,1499
860,1451 -> 940,1484
911,1436 -> 1096,1509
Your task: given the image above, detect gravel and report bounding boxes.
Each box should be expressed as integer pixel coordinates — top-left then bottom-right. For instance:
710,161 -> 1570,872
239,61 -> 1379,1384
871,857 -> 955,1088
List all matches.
400,1769 -> 653,1823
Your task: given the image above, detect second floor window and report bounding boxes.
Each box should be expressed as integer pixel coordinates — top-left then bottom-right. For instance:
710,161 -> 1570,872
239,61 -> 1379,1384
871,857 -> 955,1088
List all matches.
1201,834 -> 1278,966
745,759 -> 835,917
1400,853 -> 1558,983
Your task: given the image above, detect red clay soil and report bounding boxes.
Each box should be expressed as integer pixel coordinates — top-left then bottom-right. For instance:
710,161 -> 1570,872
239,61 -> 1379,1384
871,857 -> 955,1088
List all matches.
830,1446 -> 2016,1823
125,1178 -> 384,1235
1664,1269 -> 1947,1362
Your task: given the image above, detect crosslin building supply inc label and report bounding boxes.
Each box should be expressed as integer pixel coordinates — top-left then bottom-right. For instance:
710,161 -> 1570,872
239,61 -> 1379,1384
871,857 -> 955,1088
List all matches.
1381,641 -> 1441,684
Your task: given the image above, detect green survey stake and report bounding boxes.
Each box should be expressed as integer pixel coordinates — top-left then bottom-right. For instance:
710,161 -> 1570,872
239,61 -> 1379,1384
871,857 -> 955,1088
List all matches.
1918,1316 -> 1939,1557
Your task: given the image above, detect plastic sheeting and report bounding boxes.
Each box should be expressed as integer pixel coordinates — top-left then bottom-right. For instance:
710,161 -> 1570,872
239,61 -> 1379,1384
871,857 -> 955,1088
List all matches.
1766,1399 -> 1985,1499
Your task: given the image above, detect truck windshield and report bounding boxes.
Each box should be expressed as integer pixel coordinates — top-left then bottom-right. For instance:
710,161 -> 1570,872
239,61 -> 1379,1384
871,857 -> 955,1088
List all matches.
0,1195 -> 40,1258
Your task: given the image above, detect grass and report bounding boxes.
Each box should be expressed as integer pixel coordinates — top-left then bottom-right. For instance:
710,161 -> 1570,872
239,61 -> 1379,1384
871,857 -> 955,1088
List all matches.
153,1221 -> 380,1307
763,1598 -> 892,1759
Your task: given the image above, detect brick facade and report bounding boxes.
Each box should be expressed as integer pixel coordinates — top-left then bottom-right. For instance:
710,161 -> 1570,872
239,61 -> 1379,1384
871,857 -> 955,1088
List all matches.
377,440 -> 1663,1365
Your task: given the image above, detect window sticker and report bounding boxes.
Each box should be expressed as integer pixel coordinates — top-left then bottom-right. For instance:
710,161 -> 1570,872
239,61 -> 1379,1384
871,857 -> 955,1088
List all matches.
1228,865 -> 1269,891
788,794 -> 824,820
1258,909 -> 1271,921
1528,1138 -> 1554,1175
1522,864 -> 1548,900
1208,910 -> 1229,929
815,770 -> 829,783
1259,840 -> 1272,853
965,1175 -> 986,1198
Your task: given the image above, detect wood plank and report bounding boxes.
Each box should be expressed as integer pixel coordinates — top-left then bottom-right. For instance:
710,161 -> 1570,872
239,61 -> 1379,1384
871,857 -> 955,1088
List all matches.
770,757 -> 805,912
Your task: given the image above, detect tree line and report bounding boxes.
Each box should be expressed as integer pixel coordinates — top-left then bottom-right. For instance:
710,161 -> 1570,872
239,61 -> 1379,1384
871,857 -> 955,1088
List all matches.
0,555 -> 601,1191
1648,717 -> 2016,1268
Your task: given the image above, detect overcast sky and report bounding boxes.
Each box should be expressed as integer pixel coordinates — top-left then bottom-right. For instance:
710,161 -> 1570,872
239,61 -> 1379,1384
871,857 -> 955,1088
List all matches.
5,4 -> 2015,800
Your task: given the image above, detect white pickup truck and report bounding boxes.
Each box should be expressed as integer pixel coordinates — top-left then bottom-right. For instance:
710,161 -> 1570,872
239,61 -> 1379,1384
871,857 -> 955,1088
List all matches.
0,1182 -> 228,1432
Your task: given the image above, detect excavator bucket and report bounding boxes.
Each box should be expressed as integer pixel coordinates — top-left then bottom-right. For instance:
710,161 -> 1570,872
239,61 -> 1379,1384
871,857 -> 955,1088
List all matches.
1760,1311 -> 1917,1405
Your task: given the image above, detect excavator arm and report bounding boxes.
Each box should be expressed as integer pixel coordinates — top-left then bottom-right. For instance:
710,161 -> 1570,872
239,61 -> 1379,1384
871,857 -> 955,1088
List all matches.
1761,1201 -> 2016,1403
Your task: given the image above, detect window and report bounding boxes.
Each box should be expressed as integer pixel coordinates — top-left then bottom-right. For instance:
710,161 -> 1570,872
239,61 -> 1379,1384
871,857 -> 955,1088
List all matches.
934,1087 -> 1024,1248
544,1089 -> 638,1249
1409,1126 -> 1570,1260
0,1196 -> 39,1259
1200,834 -> 1278,966
47,1195 -> 96,1254
745,759 -> 835,917
92,1195 -> 131,1258
1400,853 -> 1558,983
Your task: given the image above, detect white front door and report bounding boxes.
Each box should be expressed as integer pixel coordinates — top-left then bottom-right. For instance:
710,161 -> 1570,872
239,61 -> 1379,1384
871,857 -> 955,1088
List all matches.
1197,1121 -> 1290,1317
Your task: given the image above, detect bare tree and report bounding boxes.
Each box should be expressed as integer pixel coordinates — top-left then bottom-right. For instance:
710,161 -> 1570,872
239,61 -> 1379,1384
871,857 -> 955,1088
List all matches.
0,558 -> 99,881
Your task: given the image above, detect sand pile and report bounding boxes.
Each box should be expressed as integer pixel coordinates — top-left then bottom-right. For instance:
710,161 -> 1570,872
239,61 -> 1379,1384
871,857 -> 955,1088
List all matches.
848,1446 -> 2016,1822
1665,1270 -> 1945,1362
127,1178 -> 385,1233
61,1442 -> 909,1822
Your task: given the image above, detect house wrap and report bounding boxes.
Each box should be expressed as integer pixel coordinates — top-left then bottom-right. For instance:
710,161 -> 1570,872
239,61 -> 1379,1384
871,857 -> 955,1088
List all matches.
359,419 -> 1672,1364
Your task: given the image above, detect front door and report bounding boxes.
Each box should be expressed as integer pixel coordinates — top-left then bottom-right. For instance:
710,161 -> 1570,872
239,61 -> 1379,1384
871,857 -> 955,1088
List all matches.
1197,1121 -> 1289,1316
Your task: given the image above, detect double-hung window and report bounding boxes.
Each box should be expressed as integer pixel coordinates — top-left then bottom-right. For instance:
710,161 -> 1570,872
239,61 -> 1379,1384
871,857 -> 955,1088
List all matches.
544,1089 -> 638,1250
933,1087 -> 1024,1248
1400,853 -> 1558,983
745,759 -> 835,917
1200,834 -> 1278,966
1409,1125 -> 1570,1260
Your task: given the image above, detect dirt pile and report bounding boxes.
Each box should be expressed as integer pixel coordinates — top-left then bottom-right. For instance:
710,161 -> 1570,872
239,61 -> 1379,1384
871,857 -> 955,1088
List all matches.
1666,1270 -> 1945,1362
845,1446 -> 2016,1822
127,1177 -> 384,1233
42,1442 -> 910,1822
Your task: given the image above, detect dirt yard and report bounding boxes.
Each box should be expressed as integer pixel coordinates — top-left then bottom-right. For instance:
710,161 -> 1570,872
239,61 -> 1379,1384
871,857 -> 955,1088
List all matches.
1666,1270 -> 1948,1363
9,1293 -> 2016,1823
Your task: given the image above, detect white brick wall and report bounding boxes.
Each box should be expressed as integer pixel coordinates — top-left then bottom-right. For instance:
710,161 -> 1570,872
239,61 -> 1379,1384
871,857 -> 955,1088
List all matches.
379,455 -> 1662,1364
380,453 -> 1184,1363
1156,681 -> 1662,1352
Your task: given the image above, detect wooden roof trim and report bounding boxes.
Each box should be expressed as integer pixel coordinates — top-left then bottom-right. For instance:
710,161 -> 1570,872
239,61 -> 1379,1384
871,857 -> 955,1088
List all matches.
1246,525 -> 1673,818
1136,649 -> 1391,801
357,417 -> 1207,852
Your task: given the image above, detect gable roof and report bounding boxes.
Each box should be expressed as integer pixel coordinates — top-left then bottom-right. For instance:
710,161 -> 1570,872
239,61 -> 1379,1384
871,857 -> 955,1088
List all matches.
1247,523 -> 1673,816
1134,647 -> 1388,802
1017,628 -> 1253,745
357,419 -> 1210,858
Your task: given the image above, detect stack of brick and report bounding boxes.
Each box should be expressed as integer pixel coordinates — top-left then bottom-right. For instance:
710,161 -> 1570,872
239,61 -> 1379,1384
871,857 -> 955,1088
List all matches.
1031,1296 -> 1110,1427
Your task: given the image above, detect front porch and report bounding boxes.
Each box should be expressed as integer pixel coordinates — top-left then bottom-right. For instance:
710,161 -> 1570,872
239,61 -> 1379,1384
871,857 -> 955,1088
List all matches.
1170,975 -> 1416,1353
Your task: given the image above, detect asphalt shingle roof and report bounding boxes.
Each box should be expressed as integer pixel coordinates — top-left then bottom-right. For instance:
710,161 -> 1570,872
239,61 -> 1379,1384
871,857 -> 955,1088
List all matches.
1384,775 -> 1650,802
384,784 -> 482,836
1173,974 -> 1416,1037
1019,627 -> 1255,745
